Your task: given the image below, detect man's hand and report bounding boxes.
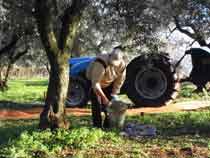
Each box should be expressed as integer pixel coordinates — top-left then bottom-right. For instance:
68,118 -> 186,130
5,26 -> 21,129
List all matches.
96,93 -> 110,106
102,97 -> 110,106
94,83 -> 110,106
111,94 -> 119,101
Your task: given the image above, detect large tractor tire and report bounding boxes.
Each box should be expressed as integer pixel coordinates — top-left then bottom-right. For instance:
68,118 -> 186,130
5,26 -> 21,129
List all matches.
125,53 -> 180,107
66,77 -> 89,107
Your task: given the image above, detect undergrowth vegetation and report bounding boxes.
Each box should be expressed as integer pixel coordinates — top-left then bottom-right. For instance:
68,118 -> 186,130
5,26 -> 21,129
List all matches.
0,80 -> 210,157
0,112 -> 210,158
177,82 -> 210,102
0,128 -> 121,158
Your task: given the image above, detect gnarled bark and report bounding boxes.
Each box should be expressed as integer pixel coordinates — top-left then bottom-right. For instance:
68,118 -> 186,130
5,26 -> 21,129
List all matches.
35,0 -> 87,129
39,56 -> 70,129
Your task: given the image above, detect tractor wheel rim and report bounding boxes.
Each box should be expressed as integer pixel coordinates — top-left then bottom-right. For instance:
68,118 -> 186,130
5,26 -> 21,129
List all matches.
135,67 -> 168,100
66,83 -> 85,106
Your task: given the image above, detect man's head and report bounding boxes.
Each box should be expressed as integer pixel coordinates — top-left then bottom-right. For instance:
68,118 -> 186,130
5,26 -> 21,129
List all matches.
109,46 -> 125,66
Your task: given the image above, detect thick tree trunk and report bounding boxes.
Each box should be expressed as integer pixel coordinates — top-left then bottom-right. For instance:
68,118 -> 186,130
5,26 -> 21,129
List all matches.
35,0 -> 87,130
39,55 -> 70,129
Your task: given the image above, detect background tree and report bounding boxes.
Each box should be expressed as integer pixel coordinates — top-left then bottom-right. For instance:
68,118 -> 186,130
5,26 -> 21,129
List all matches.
153,0 -> 210,48
0,0 -> 37,90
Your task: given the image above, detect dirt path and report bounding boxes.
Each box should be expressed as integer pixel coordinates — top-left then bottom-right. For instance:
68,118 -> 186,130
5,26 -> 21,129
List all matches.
0,101 -> 210,120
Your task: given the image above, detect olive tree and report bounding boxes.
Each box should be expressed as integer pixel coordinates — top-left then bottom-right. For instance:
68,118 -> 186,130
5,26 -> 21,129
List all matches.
0,0 -> 36,90
153,0 -> 210,48
34,0 -> 87,129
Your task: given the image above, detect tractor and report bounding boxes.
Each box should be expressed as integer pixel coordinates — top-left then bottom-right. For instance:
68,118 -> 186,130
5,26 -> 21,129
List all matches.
66,47 -> 210,107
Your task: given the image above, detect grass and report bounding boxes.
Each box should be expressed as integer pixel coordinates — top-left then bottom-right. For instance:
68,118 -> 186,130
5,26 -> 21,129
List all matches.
0,79 -> 210,157
0,113 -> 210,158
0,79 -> 48,104
0,79 -> 210,106
176,82 -> 210,102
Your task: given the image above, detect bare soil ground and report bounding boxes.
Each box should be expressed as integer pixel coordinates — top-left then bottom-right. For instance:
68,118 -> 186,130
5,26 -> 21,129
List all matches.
0,100 -> 210,120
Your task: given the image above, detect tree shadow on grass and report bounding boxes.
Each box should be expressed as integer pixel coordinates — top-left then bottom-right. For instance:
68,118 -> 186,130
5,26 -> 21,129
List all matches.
0,101 -> 43,110
0,119 -> 38,145
0,101 -> 90,110
24,80 -> 48,87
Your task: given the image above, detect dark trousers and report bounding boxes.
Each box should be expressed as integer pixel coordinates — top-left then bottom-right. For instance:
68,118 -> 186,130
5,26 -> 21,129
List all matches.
90,85 -> 113,128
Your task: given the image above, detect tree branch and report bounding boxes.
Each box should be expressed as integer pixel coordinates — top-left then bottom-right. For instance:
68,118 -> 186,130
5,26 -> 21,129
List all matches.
0,34 -> 19,57
174,16 -> 196,39
11,48 -> 28,64
189,40 -> 196,47
174,16 -> 208,47
35,0 -> 59,54
59,0 -> 87,52
166,26 -> 177,39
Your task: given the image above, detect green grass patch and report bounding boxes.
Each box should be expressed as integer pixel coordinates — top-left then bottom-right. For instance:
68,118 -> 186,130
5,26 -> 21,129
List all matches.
0,112 -> 210,158
1,128 -> 121,158
0,79 -> 48,104
177,82 -> 210,102
128,111 -> 210,135
0,79 -> 210,105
